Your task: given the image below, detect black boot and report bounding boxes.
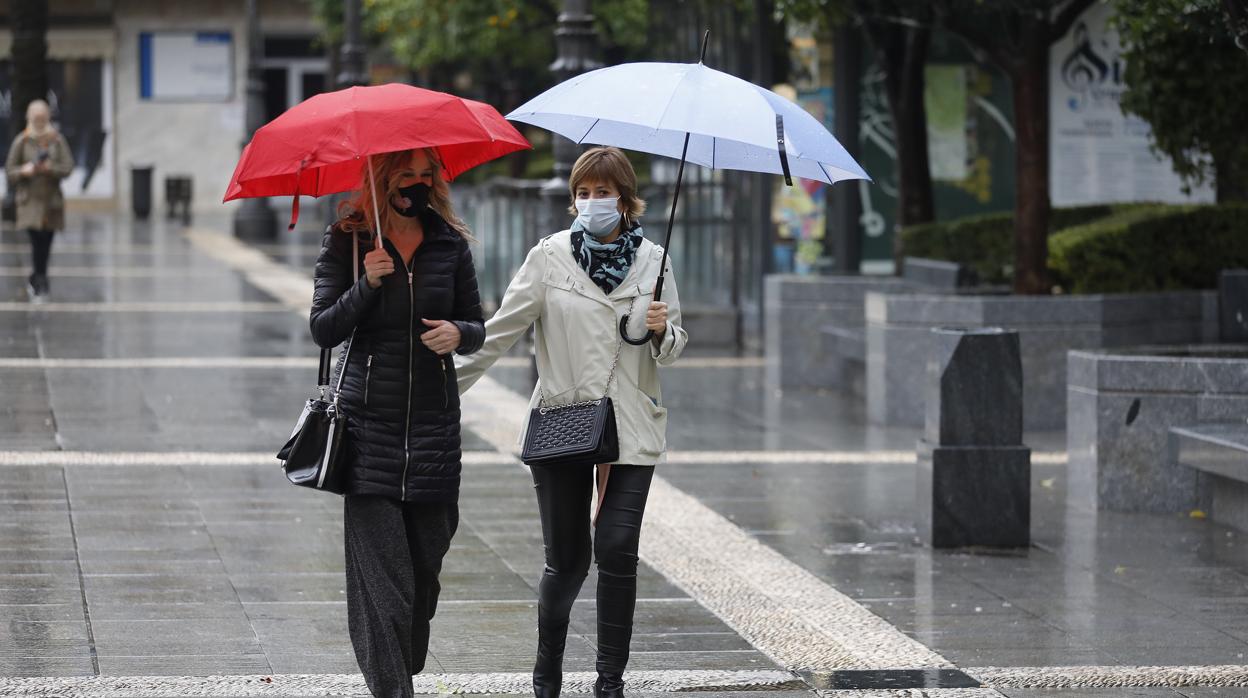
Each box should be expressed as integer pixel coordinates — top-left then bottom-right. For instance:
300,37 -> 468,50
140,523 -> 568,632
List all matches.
593,673 -> 625,698
532,619 -> 567,698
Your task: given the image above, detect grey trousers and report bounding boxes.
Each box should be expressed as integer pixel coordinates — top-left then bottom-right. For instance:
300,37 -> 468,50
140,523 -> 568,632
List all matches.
344,494 -> 458,698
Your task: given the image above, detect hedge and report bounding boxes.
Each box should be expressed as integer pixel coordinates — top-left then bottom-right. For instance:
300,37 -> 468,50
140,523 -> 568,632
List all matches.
1048,204 -> 1248,294
900,204 -> 1127,284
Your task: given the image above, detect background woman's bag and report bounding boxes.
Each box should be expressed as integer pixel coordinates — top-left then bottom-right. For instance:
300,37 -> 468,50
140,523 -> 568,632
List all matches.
521,339 -> 622,467
277,231 -> 359,493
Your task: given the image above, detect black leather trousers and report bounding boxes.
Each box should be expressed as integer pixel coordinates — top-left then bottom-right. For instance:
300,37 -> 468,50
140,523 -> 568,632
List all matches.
530,464 -> 654,694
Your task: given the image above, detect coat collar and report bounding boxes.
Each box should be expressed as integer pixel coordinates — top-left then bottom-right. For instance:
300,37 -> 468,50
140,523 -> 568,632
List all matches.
547,230 -> 658,307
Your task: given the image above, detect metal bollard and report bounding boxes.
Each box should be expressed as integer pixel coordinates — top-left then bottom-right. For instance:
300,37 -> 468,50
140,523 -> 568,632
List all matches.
916,327 -> 1031,548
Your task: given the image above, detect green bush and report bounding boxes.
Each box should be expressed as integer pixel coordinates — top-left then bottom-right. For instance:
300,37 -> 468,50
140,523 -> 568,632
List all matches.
900,204 -> 1126,284
1048,204 -> 1248,294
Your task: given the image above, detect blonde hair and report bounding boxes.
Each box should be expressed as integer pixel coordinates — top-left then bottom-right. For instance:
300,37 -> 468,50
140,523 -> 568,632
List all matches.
24,99 -> 53,138
567,147 -> 646,224
337,148 -> 473,242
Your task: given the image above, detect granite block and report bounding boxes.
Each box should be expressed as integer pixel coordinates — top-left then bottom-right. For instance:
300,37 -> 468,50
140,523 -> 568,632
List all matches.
924,328 -> 1023,446
916,441 -> 1031,548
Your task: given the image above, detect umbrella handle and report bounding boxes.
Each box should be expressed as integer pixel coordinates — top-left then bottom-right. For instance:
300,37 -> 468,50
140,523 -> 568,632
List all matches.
619,276 -> 664,346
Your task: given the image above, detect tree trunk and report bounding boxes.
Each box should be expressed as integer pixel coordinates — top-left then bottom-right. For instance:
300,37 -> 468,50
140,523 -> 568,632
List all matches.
1214,151 -> 1248,203
10,0 -> 49,143
1010,34 -> 1052,295
874,23 -> 935,271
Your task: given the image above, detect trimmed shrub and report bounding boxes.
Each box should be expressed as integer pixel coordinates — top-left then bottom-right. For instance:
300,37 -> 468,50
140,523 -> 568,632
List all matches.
900,204 -> 1126,284
1048,204 -> 1248,294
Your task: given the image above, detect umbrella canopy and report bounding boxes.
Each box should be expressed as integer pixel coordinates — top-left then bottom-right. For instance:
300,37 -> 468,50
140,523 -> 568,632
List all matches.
506,61 -> 869,185
223,83 -> 530,205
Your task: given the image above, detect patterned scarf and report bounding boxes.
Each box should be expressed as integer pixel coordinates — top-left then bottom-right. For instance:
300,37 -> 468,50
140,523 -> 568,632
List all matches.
571,220 -> 644,294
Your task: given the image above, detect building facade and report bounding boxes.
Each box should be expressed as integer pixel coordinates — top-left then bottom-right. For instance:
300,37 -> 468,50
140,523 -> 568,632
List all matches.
0,0 -> 327,215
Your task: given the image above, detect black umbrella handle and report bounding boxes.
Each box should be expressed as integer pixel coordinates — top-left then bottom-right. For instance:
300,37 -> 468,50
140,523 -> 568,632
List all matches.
620,276 -> 665,346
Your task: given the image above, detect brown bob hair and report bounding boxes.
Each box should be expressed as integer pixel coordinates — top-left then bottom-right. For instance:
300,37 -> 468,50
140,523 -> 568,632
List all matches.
337,148 -> 473,241
567,146 -> 647,225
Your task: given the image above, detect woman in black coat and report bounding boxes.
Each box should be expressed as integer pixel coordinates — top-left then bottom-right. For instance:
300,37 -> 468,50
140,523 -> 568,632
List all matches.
310,148 -> 485,698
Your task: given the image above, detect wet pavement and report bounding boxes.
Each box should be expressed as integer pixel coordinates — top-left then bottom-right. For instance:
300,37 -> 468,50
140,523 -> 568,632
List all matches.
0,213 -> 1247,697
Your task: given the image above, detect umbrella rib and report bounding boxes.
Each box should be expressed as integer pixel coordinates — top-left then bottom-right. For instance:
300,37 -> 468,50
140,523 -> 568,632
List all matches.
650,64 -> 696,134
577,118 -> 601,144
818,161 -> 833,185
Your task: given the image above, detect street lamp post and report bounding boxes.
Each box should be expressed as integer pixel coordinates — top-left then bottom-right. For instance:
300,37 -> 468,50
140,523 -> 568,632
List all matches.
233,0 -> 277,241
539,0 -> 602,241
337,0 -> 368,88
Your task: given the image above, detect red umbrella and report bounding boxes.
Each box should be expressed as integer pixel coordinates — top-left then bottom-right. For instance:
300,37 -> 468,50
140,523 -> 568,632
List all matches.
223,83 -> 530,239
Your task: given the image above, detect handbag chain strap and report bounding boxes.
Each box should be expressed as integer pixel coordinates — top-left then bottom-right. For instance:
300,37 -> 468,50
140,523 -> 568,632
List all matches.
537,336 -> 624,413
327,230 -> 361,405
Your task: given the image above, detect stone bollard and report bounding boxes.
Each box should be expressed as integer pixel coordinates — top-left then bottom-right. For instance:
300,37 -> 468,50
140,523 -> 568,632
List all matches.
1220,269 -> 1248,342
917,327 -> 1031,548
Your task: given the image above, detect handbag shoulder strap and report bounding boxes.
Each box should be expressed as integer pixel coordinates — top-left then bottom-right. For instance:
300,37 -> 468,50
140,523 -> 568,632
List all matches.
538,337 -> 623,407
320,230 -> 361,395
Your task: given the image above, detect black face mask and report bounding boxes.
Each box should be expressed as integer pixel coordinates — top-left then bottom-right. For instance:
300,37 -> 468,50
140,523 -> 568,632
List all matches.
391,183 -> 430,218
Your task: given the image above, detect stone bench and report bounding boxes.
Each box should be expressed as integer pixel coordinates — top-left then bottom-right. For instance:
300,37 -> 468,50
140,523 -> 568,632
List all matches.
1172,423 -> 1248,531
819,324 -> 867,397
902,256 -> 978,290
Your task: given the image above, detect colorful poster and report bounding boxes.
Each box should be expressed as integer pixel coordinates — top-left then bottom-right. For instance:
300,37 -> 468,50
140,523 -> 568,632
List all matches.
1049,2 -> 1214,205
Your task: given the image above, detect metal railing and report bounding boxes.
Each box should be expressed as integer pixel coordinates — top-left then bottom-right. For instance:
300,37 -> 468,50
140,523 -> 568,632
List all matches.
455,173 -> 758,319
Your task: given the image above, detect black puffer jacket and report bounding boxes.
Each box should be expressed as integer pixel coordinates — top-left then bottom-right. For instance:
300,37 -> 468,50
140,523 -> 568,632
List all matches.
310,210 -> 485,502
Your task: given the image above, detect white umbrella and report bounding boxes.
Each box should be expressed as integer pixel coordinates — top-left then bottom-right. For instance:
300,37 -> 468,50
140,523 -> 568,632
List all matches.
508,33 -> 870,343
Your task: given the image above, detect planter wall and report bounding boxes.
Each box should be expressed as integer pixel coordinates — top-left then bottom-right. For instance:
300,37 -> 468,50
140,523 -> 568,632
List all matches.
1068,346 -> 1248,513
866,290 -> 1218,430
764,275 -> 915,394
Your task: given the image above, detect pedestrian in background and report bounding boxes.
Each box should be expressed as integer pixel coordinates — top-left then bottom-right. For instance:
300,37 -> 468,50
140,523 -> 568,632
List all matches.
5,99 -> 74,301
456,146 -> 689,698
310,147 -> 485,698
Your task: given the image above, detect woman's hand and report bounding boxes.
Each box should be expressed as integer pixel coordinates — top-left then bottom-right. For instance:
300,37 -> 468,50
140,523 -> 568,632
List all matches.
363,248 -> 394,288
420,318 -> 461,355
645,301 -> 668,337
19,162 -> 35,177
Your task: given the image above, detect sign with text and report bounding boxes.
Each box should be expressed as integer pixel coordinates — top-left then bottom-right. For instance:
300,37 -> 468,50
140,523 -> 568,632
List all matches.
139,31 -> 233,101
1049,3 -> 1213,205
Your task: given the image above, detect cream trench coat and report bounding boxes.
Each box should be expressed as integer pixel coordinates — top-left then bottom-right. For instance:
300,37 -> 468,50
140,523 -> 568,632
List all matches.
455,230 -> 688,465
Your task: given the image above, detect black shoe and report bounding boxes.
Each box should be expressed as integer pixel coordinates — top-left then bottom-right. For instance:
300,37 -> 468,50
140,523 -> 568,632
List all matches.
26,274 -> 37,300
36,275 -> 49,296
532,650 -> 562,698
593,673 -> 625,698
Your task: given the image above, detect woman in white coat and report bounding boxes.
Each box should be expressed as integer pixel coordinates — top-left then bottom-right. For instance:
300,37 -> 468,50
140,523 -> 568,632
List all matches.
455,147 -> 687,698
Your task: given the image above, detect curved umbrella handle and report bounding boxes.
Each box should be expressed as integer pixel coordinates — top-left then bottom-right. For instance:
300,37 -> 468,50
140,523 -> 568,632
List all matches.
619,316 -> 653,346
619,276 -> 664,346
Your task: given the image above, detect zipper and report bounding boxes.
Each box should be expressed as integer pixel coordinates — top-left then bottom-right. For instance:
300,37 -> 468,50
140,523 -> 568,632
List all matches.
401,266 -> 414,501
363,355 -> 373,405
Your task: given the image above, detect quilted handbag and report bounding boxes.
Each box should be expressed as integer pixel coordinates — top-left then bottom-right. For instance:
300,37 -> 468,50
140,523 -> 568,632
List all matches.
521,340 -> 622,468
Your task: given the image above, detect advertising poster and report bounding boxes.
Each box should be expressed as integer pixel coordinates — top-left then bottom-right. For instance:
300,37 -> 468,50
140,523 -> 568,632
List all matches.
1049,2 -> 1214,205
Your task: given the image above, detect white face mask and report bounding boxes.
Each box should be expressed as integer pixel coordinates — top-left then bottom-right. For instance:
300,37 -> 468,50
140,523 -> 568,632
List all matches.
574,197 -> 623,237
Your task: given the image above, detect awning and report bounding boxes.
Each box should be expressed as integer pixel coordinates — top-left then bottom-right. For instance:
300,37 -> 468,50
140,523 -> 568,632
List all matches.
0,27 -> 116,60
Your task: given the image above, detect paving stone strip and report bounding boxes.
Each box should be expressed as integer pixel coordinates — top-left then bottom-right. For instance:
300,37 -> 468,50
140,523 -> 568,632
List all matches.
0,670 -> 801,697
0,449 -> 1066,467
967,664 -> 1248,688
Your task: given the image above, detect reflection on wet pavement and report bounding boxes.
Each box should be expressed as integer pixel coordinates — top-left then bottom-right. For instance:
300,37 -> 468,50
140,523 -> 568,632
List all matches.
1,215 -> 1247,697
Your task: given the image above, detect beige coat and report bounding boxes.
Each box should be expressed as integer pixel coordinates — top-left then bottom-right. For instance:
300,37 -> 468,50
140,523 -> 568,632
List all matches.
5,130 -> 74,231
455,230 -> 689,465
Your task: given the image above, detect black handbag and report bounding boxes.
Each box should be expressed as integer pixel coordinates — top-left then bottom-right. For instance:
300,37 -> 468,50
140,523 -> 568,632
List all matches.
521,340 -> 622,468
276,231 -> 360,494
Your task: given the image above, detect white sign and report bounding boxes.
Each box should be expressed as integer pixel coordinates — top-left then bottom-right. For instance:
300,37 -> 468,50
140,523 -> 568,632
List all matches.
140,32 -> 233,101
1049,3 -> 1214,205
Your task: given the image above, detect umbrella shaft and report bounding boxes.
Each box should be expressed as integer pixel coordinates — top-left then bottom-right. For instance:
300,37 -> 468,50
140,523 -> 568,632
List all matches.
657,131 -> 692,302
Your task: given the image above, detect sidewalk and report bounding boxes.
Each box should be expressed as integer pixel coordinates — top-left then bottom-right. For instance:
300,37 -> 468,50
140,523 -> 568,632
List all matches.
0,213 -> 1245,697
